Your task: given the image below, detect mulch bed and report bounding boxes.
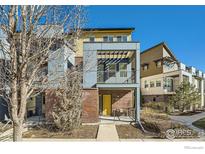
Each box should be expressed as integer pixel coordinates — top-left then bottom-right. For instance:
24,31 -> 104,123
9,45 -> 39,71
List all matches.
116,124 -> 199,139
23,125 -> 99,139
115,124 -> 144,139
116,124 -> 160,139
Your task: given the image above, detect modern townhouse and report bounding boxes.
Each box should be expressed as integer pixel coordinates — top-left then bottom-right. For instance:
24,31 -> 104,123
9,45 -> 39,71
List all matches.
140,42 -> 205,109
75,28 -> 141,123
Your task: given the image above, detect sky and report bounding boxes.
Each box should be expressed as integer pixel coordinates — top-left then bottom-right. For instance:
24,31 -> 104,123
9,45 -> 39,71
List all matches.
86,6 -> 205,72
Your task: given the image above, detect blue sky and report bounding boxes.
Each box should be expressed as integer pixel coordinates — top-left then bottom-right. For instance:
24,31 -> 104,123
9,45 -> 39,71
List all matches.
86,6 -> 205,72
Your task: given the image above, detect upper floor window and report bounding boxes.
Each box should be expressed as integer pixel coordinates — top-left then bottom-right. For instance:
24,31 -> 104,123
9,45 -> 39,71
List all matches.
156,60 -> 162,68
89,36 -> 95,42
103,36 -> 113,42
117,35 -> 128,42
119,63 -> 127,77
142,64 -> 149,71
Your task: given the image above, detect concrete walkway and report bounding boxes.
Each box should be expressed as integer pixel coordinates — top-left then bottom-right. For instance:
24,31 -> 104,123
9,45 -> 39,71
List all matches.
170,112 -> 205,134
97,124 -> 119,141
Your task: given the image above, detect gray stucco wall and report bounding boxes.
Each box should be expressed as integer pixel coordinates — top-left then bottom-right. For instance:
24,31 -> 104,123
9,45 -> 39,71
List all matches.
48,45 -> 75,87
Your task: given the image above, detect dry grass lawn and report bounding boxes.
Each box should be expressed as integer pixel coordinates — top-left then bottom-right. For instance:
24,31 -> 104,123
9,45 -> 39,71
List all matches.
23,125 -> 99,139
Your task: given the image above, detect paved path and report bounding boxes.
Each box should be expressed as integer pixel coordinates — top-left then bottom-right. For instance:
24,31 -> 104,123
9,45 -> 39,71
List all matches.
169,112 -> 205,135
97,124 -> 119,141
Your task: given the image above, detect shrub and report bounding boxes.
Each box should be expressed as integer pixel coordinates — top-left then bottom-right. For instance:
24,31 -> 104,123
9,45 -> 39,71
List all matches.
143,102 -> 166,111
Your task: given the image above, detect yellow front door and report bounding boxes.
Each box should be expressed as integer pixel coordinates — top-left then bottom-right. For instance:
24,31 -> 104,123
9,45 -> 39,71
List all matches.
103,95 -> 111,116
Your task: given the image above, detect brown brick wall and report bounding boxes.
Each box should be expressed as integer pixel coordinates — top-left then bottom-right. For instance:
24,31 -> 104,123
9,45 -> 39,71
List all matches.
45,88 -> 99,123
99,90 -> 134,111
82,88 -> 99,123
45,89 -> 60,121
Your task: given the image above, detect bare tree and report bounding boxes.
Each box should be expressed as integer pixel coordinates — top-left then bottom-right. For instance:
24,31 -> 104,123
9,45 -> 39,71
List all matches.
0,5 -> 85,141
51,67 -> 82,131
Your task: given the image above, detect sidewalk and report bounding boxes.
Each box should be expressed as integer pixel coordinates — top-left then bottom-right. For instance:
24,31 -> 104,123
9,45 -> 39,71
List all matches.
170,111 -> 205,134
97,124 -> 119,141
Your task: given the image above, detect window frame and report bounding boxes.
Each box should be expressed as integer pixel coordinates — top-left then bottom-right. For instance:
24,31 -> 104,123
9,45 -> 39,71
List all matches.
119,63 -> 127,77
108,63 -> 116,77
89,36 -> 95,42
156,60 -> 162,68
144,80 -> 149,88
103,35 -> 113,42
143,64 -> 149,71
116,35 -> 128,42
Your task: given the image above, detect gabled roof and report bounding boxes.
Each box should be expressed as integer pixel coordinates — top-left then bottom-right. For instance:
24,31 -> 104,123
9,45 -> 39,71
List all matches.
141,42 -> 178,62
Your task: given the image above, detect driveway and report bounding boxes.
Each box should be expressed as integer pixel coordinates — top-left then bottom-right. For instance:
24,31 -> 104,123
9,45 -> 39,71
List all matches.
169,112 -> 205,133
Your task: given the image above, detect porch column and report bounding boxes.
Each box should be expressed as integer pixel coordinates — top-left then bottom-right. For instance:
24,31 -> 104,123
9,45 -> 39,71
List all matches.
135,88 -> 140,122
179,71 -> 183,83
135,42 -> 140,123
201,79 -> 204,108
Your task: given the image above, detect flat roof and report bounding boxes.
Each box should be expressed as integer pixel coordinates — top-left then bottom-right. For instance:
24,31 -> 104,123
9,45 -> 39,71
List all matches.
81,27 -> 135,31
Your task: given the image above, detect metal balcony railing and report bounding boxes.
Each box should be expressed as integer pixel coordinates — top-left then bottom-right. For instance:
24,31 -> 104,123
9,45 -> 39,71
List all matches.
97,70 -> 136,84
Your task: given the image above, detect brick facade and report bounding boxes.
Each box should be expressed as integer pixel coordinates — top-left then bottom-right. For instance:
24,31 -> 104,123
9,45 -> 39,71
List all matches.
45,89 -> 59,121
82,88 -> 99,123
45,88 -> 133,123
99,90 -> 134,112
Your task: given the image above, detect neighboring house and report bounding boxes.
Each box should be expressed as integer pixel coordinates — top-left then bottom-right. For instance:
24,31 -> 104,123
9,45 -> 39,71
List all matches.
0,25 -> 70,121
140,42 -> 205,109
0,28 -> 10,121
73,28 -> 141,123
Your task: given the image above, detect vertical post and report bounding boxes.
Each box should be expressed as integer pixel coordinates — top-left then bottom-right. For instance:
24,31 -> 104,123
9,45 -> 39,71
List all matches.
179,70 -> 183,83
135,42 -> 140,123
201,79 -> 204,108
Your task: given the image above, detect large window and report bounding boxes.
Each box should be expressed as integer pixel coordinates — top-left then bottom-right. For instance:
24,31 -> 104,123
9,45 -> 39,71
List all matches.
103,36 -> 113,42
164,78 -> 174,92
117,35 -> 128,42
108,63 -> 116,77
119,63 -> 127,77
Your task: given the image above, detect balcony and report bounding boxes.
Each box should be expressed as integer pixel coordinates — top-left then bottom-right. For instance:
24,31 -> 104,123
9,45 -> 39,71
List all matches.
97,70 -> 136,84
83,42 -> 140,88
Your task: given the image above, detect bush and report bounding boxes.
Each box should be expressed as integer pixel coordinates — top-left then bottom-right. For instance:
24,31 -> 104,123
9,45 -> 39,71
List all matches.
143,102 -> 166,111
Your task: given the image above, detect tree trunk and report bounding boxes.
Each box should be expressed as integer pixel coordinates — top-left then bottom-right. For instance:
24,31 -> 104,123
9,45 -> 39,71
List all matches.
13,122 -> 23,142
